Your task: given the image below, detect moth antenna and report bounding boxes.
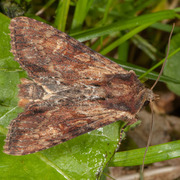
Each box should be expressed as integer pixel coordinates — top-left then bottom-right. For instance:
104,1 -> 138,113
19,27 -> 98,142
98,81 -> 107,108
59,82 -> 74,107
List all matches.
140,101 -> 154,179
140,23 -> 175,178
151,23 -> 175,91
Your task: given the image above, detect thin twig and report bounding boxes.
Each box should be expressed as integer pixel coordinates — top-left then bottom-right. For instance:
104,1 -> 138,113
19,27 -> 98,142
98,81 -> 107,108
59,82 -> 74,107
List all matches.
151,23 -> 175,90
140,102 -> 154,179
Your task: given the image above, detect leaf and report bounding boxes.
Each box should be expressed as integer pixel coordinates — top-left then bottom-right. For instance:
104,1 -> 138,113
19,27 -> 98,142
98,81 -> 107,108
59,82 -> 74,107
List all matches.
110,57 -> 180,84
163,33 -> 180,95
0,13 -> 23,129
109,140 -> 180,166
0,122 -> 122,179
54,0 -> 70,31
70,0 -> 94,32
71,10 -> 177,42
100,22 -> 154,55
0,134 -> 66,179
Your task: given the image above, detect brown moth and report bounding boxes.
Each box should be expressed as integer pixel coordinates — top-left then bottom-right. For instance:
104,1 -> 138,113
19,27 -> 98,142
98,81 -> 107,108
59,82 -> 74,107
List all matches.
4,17 -> 155,155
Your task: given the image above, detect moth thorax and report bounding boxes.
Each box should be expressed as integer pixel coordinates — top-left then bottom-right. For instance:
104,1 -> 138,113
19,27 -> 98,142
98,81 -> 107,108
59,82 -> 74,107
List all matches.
145,88 -> 158,102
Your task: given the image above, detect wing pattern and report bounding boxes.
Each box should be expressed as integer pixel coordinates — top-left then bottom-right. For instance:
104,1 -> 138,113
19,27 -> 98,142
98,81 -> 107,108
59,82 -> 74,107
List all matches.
4,17 -> 153,155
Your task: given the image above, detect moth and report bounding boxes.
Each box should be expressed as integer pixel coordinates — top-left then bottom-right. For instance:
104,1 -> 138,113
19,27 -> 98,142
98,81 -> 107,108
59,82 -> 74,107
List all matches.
4,17 -> 155,155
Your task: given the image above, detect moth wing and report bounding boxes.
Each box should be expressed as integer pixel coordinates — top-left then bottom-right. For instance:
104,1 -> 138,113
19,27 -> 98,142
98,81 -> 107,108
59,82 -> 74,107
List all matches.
5,16 -> 150,155
10,16 -> 129,85
4,100 -> 136,155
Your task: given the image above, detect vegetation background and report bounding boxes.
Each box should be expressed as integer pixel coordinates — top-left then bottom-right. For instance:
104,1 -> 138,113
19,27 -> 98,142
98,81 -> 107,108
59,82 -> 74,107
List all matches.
0,0 -> 180,179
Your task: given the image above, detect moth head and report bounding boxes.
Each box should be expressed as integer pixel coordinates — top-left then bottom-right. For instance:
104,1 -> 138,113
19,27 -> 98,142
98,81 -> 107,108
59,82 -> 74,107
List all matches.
143,88 -> 159,107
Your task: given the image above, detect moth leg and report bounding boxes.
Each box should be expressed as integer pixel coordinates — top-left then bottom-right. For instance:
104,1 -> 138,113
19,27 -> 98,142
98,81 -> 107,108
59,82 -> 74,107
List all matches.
119,127 -> 125,145
118,118 -> 137,145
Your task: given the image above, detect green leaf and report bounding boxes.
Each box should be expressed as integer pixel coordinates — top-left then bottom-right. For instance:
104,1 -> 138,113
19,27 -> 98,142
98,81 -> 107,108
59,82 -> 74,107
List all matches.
110,57 -> 180,84
133,0 -> 158,13
0,13 -> 23,129
132,34 -> 158,62
0,13 -> 19,71
109,140 -> 180,166
139,47 -> 180,82
151,22 -> 180,33
100,0 -> 114,26
54,0 -> 71,31
71,10 -> 177,42
163,33 -> 180,95
70,0 -> 95,32
36,0 -> 56,17
0,122 -> 122,179
100,22 -> 153,55
0,134 -> 66,179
